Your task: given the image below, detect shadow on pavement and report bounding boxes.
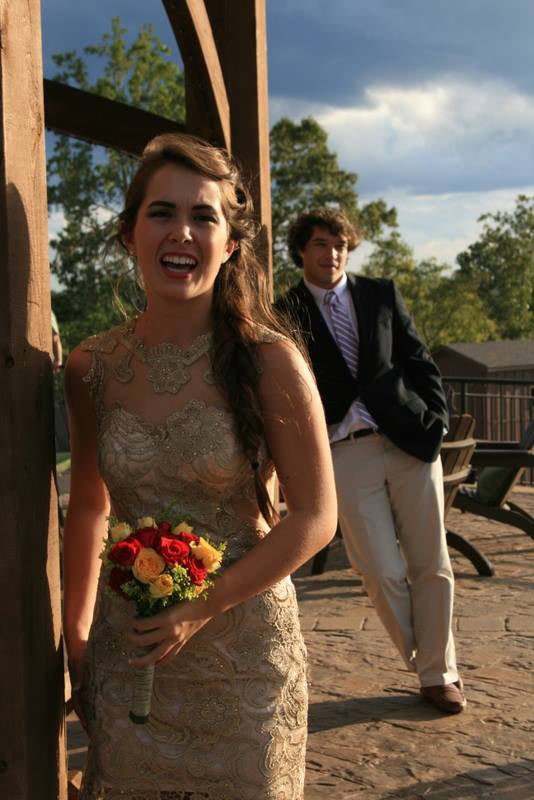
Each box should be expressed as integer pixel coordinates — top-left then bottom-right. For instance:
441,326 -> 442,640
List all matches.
383,759 -> 534,799
294,576 -> 364,593
308,694 -> 444,731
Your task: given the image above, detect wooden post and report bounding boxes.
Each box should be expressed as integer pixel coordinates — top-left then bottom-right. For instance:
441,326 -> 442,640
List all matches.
163,0 -> 231,150
162,1 -> 272,284
0,1 -> 66,798
205,0 -> 273,284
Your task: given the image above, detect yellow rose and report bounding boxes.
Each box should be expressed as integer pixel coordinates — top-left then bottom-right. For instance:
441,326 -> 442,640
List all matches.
172,521 -> 194,536
132,548 -> 165,584
189,537 -> 222,573
110,521 -> 132,542
149,573 -> 174,599
137,516 -> 157,529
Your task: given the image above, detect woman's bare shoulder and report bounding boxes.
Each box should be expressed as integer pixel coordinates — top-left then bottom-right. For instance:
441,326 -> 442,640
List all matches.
257,336 -> 316,415
65,343 -> 93,382
78,320 -> 131,355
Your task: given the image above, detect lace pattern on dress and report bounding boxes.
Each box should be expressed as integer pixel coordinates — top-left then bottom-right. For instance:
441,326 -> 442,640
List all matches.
116,324 -> 214,394
77,322 -> 307,800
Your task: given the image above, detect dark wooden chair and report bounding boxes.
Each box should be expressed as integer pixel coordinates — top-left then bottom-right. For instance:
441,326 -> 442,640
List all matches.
310,414 -> 489,576
453,421 -> 534,540
441,414 -> 493,576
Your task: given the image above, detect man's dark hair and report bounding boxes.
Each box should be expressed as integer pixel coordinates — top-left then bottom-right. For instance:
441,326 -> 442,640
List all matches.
288,208 -> 362,268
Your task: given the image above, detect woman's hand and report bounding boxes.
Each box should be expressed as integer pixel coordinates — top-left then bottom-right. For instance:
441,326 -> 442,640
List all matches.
127,600 -> 213,667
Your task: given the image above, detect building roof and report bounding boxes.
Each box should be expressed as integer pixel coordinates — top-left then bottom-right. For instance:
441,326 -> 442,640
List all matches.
435,340 -> 534,370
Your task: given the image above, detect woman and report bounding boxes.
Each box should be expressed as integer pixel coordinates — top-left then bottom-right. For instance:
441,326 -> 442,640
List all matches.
63,133 -> 337,800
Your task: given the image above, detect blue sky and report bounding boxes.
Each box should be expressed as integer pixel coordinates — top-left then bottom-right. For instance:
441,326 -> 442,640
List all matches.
42,0 -> 534,269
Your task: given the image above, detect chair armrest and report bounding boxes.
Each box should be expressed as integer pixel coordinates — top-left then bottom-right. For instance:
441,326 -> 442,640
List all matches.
471,450 -> 534,468
441,438 -> 476,450
476,440 -> 520,451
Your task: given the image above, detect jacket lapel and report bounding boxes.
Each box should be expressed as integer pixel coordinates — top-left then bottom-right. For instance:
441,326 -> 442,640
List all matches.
292,281 -> 334,344
292,280 -> 353,373
347,274 -> 373,372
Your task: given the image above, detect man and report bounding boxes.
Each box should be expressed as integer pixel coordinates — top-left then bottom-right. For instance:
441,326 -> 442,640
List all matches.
276,208 -> 465,713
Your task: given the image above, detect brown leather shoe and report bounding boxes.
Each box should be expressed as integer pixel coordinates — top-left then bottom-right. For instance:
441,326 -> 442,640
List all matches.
420,680 -> 466,714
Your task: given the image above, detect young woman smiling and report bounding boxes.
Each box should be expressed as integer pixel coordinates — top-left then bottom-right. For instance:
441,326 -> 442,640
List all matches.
62,133 -> 337,800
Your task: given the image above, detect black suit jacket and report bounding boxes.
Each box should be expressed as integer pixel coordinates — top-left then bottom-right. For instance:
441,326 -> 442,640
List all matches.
276,274 -> 448,463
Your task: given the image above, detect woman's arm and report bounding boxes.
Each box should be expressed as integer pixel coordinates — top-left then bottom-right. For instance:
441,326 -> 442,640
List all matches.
130,340 -> 337,665
63,347 -> 110,684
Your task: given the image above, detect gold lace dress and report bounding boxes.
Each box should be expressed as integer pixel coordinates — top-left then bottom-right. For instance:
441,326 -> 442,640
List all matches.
77,321 -> 308,800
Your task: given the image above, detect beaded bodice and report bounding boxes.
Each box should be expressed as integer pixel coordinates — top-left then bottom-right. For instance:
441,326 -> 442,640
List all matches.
81,320 -> 274,563
78,322 -> 307,800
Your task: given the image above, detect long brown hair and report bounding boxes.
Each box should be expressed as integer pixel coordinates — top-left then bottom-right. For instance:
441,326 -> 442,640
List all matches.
116,133 -> 295,526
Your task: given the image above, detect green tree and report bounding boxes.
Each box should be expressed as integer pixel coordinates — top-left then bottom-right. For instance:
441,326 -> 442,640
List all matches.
362,233 -> 496,349
456,194 -> 534,338
270,117 -> 397,294
360,230 -> 415,293
48,18 -> 185,351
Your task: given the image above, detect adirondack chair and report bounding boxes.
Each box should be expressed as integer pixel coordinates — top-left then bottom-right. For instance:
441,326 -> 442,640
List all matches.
441,414 -> 493,576
453,421 -> 534,539
310,415 -> 486,575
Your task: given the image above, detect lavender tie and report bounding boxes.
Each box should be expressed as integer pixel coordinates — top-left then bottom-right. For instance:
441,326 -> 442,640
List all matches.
324,290 -> 377,429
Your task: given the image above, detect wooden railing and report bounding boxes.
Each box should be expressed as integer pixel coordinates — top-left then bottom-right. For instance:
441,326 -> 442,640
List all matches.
443,377 -> 534,485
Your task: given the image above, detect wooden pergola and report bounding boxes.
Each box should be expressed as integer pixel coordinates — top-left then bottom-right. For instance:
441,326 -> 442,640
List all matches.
0,2 -> 271,797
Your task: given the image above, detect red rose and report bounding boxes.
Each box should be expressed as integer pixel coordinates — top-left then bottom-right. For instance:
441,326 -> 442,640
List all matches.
109,537 -> 141,567
109,567 -> 131,599
134,527 -> 159,548
178,531 -> 200,545
158,535 -> 190,566
187,555 -> 207,586
158,521 -> 172,535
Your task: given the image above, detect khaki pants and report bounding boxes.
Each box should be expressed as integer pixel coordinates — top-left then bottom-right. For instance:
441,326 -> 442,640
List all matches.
331,432 -> 458,687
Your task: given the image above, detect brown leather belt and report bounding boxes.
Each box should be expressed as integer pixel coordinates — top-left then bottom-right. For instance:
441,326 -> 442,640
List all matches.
339,428 -> 377,443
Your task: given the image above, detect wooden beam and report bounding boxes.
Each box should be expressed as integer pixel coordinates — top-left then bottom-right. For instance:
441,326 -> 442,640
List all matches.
205,0 -> 272,283
162,0 -> 231,150
0,2 -> 66,798
44,79 -> 186,156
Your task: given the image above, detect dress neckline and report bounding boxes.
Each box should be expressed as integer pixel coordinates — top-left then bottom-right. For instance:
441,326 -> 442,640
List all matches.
124,317 -> 213,355
116,318 -> 214,394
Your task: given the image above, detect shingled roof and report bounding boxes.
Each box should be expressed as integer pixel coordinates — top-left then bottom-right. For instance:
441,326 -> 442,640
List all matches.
434,340 -> 534,370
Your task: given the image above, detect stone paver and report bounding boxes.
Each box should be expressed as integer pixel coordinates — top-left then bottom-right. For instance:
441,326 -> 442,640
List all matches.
294,489 -> 534,799
66,489 -> 534,798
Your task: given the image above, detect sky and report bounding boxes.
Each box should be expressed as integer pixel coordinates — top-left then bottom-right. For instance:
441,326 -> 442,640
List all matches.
41,0 -> 534,271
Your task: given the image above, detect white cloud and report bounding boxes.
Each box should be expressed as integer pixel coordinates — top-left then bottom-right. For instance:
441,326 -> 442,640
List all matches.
324,78 -> 534,194
356,186 -> 534,268
48,209 -> 66,244
271,78 -> 534,269
272,77 -> 534,196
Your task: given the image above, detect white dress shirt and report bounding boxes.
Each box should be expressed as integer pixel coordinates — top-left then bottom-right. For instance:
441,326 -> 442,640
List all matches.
303,274 -> 376,444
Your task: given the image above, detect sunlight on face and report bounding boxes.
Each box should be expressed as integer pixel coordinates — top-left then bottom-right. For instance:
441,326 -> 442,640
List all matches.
129,162 -> 235,308
300,226 -> 349,289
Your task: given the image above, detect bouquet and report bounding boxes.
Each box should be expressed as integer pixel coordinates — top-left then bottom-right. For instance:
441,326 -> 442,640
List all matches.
101,515 -> 225,724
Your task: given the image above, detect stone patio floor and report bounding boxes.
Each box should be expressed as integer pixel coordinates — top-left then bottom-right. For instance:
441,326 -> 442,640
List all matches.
67,489 -> 534,799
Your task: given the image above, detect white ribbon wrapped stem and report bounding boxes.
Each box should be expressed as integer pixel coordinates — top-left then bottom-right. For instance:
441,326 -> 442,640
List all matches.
130,658 -> 155,724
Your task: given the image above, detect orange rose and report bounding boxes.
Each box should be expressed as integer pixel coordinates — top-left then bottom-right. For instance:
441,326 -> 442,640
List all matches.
110,521 -> 132,542
189,537 -> 222,573
149,573 -> 174,599
137,516 -> 157,529
132,548 -> 165,584
172,521 -> 194,536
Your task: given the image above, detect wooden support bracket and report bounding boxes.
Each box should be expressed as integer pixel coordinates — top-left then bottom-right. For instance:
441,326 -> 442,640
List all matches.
44,79 -> 186,156
163,0 -> 231,149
